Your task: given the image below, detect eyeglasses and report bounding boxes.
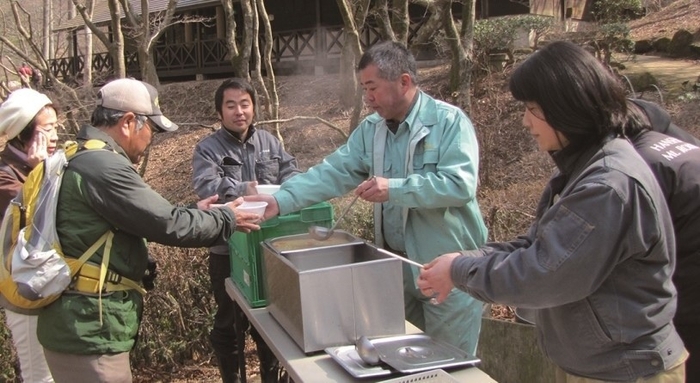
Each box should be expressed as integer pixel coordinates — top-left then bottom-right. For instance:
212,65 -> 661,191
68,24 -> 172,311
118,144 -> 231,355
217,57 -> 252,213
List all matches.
144,119 -> 156,134
136,115 -> 157,134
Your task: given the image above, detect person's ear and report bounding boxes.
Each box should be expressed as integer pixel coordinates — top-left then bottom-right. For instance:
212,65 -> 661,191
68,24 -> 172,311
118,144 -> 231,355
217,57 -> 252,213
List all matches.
399,73 -> 411,90
119,112 -> 138,136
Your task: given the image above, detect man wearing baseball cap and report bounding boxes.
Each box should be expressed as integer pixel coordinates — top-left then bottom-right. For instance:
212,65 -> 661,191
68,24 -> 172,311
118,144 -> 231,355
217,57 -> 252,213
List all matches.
33,78 -> 262,382
0,88 -> 59,383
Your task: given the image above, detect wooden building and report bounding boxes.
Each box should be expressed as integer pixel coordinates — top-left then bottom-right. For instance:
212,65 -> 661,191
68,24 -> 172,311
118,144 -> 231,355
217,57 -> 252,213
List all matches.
51,0 -> 532,83
529,0 -> 593,21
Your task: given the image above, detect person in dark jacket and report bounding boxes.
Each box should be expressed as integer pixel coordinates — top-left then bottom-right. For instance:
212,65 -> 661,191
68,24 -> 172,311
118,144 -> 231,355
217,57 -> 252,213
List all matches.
626,98 -> 700,383
0,88 -> 59,383
418,41 -> 687,381
35,78 -> 262,383
192,78 -> 300,383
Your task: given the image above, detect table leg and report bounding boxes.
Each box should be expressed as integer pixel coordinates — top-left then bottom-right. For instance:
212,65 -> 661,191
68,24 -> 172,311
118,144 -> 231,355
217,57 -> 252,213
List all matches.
233,301 -> 248,383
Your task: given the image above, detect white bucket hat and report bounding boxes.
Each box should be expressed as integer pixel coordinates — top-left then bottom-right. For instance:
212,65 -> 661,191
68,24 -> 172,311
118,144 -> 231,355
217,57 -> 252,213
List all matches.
0,89 -> 53,140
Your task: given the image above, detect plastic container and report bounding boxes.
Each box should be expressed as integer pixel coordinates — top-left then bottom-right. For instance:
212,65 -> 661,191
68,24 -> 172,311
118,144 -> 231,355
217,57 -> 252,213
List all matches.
229,201 -> 333,307
256,184 -> 280,195
236,201 -> 268,215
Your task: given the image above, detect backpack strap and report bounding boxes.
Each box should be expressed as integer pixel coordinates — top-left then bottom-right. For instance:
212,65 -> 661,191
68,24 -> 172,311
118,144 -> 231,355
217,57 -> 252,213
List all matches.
61,139 -> 147,323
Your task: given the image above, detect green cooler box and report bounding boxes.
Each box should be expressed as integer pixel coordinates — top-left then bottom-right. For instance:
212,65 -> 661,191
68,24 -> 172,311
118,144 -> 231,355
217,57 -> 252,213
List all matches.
229,202 -> 334,307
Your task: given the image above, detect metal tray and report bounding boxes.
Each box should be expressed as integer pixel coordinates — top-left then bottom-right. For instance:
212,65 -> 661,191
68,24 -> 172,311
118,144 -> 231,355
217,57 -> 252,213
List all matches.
372,334 -> 481,374
325,345 -> 393,378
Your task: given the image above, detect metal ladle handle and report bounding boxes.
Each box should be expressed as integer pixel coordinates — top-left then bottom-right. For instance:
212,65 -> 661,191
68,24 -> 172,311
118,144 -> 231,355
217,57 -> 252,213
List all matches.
326,176 -> 375,234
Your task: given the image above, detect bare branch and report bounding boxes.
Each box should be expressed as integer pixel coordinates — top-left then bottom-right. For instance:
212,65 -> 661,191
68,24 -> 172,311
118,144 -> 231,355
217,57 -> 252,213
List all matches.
10,2 -> 32,41
72,0 -> 113,47
119,0 -> 140,28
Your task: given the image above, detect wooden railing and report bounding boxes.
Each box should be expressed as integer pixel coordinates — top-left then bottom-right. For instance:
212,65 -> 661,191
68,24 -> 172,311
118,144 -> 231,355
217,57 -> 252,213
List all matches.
49,21 -> 427,82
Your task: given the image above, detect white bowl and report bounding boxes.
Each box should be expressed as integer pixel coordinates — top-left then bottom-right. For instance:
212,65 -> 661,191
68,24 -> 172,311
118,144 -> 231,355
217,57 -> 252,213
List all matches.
236,201 -> 268,215
256,184 -> 281,195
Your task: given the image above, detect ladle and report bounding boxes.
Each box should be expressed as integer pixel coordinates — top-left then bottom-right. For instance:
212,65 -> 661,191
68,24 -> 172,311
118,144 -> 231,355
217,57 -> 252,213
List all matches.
308,177 -> 375,241
356,335 -> 381,366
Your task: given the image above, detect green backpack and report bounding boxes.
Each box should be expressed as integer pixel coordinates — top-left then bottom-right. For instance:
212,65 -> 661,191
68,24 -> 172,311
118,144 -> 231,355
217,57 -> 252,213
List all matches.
0,140 -> 145,319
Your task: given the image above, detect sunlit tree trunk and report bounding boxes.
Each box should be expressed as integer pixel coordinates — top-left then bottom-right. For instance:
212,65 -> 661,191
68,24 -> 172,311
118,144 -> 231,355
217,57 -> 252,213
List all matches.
83,0 -> 95,87
107,0 -> 126,77
374,0 -> 397,41
391,0 -> 409,46
336,0 -> 369,132
42,0 -> 51,58
73,0 -> 124,78
458,0 -> 476,112
222,0 -> 252,81
256,0 -> 282,146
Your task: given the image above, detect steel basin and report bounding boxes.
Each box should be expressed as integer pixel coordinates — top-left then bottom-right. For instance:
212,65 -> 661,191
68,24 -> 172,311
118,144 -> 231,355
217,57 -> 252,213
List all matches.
262,231 -> 405,353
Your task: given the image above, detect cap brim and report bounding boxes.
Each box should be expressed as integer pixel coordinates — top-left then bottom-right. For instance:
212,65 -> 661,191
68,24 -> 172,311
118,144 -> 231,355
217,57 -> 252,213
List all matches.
149,115 -> 178,132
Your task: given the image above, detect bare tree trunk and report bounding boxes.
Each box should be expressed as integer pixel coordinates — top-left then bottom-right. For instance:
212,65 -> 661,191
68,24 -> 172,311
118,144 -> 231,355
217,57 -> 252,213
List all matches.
459,0 -> 476,113
221,0 -> 241,79
222,0 -> 251,81
42,0 -> 51,58
134,0 -> 160,86
83,0 -> 95,87
256,0 -> 283,147
441,0 -> 463,95
391,0 -> 409,46
73,0 -> 124,78
374,0 -> 396,41
108,0 -> 126,77
409,0 -> 441,54
336,0 -> 369,119
249,0 -> 265,116
437,0 -> 475,111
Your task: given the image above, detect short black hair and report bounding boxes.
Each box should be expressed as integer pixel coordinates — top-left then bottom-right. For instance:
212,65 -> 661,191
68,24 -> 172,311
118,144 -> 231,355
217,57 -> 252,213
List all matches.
90,106 -> 128,128
214,78 -> 257,116
509,41 -> 628,149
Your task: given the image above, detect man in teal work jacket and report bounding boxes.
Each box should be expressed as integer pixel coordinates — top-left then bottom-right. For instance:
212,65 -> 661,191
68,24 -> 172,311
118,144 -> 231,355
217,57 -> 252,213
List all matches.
249,41 -> 488,354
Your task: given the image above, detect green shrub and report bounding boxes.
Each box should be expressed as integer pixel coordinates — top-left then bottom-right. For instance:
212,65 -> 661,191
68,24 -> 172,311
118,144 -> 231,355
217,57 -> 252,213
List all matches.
473,15 -> 555,71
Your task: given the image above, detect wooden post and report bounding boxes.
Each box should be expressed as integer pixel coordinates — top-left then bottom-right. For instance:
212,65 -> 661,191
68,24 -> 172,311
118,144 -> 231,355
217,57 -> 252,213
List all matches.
216,7 -> 225,39
314,0 -> 325,75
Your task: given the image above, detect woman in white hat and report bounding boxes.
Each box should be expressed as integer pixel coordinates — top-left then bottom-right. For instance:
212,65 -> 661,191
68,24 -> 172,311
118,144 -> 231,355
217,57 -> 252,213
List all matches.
0,87 -> 59,383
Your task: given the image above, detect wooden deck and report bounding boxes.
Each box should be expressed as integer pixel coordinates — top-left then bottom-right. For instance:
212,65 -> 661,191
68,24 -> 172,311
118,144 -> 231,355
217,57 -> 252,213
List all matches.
48,22 -> 428,83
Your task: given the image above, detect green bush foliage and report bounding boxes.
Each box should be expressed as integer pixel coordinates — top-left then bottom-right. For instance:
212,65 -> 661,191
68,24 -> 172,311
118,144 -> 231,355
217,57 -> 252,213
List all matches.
587,0 -> 643,64
472,15 -> 555,70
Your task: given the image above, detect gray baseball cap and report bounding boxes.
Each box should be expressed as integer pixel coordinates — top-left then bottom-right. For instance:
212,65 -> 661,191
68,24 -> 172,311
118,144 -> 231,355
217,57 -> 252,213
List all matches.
97,78 -> 177,132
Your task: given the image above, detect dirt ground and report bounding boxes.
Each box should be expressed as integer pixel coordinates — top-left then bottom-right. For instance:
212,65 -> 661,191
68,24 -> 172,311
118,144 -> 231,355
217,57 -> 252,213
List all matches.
619,54 -> 700,94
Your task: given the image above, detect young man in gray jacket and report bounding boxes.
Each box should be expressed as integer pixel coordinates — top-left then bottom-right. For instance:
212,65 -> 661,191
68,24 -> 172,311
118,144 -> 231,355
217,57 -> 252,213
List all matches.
192,78 -> 300,383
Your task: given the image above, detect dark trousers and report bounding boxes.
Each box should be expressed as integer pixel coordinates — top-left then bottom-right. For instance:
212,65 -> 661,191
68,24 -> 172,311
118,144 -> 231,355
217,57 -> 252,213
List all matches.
209,253 -> 280,383
675,322 -> 699,383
